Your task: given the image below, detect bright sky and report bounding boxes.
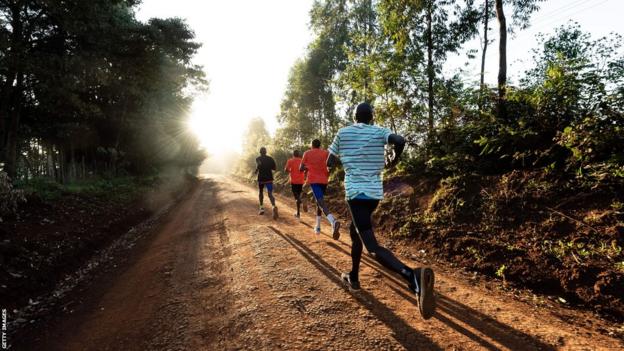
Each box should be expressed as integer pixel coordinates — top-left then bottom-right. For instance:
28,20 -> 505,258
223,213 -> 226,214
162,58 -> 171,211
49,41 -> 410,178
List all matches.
136,0 -> 314,155
448,0 -> 624,84
136,0 -> 623,155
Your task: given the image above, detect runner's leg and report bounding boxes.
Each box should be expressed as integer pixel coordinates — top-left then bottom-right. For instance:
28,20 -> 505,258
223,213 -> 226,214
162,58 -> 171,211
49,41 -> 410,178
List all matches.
312,184 -> 331,216
292,184 -> 302,216
349,222 -> 363,281
258,183 -> 264,207
312,184 -> 334,219
347,199 -> 412,282
266,183 -> 276,207
311,184 -> 340,239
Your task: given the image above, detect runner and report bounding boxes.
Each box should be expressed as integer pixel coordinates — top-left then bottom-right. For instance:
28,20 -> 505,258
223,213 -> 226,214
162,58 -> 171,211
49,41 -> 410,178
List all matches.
255,147 -> 278,219
327,102 -> 436,319
300,139 -> 341,239
284,150 -> 305,220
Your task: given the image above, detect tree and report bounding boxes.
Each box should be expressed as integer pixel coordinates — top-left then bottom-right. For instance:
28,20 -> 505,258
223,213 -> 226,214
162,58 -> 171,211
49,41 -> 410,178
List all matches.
239,117 -> 271,176
478,0 -> 494,111
379,0 -> 479,138
0,0 -> 207,182
277,0 -> 349,148
493,0 -> 544,120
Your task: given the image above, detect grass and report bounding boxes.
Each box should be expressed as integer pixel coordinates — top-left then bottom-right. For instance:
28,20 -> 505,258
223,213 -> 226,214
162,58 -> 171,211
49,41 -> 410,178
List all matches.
16,176 -> 158,202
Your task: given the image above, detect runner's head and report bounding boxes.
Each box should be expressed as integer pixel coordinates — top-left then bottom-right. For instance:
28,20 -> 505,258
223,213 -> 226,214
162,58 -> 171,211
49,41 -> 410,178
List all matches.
355,102 -> 373,124
311,139 -> 321,149
293,150 -> 301,157
259,147 -> 267,155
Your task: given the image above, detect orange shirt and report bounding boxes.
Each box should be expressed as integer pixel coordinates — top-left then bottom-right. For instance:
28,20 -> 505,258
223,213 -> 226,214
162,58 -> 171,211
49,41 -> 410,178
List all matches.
301,148 -> 329,184
284,157 -> 305,184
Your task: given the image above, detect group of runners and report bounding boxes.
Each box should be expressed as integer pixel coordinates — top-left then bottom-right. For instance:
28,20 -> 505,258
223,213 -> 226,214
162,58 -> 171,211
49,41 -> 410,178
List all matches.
254,102 -> 435,319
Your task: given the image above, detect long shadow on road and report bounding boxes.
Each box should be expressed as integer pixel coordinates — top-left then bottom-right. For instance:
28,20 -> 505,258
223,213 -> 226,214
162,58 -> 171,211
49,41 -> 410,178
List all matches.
268,226 -> 443,351
323,241 -> 556,351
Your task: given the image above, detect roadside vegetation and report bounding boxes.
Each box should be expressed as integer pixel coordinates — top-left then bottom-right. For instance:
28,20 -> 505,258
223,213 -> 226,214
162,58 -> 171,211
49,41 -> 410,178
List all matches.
0,0 -> 205,317
236,1 -> 623,321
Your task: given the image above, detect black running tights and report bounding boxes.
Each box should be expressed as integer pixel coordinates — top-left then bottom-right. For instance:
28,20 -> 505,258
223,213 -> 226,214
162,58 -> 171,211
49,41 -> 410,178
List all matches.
347,199 -> 411,282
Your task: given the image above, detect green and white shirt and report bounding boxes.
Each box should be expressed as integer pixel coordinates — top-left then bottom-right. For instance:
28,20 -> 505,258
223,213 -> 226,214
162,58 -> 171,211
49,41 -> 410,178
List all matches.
328,123 -> 392,200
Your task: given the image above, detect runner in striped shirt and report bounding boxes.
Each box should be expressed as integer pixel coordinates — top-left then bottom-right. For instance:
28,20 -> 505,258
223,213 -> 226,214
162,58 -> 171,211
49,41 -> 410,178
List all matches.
327,102 -> 436,320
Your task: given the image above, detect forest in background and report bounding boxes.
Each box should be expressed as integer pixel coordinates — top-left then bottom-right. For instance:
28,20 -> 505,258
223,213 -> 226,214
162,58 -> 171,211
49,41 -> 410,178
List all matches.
237,0 -> 624,320
0,0 -> 209,316
0,0 -> 206,189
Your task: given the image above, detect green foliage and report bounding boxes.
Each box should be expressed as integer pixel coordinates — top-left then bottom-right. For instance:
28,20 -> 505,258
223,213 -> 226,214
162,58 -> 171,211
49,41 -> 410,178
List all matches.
279,3 -> 622,199
0,1 -> 207,182
17,175 -> 157,202
0,172 -> 26,219
495,264 -> 507,279
427,175 -> 482,223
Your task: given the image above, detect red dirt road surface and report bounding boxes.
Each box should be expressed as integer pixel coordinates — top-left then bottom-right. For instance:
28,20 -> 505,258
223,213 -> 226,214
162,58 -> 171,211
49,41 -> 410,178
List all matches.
17,176 -> 623,350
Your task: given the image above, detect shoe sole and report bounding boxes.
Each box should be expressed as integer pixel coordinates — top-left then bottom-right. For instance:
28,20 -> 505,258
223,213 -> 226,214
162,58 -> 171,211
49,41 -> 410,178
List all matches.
340,273 -> 360,291
332,221 -> 341,240
419,268 -> 436,320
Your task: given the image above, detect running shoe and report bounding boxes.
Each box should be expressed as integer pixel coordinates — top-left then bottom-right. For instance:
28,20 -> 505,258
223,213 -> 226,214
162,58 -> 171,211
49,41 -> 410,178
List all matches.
258,207 -> 265,215
332,220 -> 341,240
410,267 -> 436,320
314,227 -> 321,235
341,272 -> 360,290
272,206 -> 279,220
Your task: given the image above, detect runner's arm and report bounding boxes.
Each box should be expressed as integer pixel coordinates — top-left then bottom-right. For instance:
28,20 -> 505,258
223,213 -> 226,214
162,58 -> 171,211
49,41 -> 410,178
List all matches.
326,153 -> 339,169
299,154 -> 308,172
327,133 -> 340,171
387,134 -> 405,166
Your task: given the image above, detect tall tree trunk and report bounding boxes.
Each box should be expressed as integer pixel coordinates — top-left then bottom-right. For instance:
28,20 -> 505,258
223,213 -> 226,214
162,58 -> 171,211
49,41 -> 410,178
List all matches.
363,0 -> 373,102
4,71 -> 24,179
1,4 -> 25,179
59,147 -> 66,184
47,144 -> 55,178
479,0 -> 489,111
495,0 -> 507,120
426,0 -> 434,137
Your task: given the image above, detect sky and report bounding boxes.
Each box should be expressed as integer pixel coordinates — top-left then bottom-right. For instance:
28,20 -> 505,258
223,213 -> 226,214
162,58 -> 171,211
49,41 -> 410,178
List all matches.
136,0 -> 623,155
446,0 -> 624,85
136,0 -> 314,155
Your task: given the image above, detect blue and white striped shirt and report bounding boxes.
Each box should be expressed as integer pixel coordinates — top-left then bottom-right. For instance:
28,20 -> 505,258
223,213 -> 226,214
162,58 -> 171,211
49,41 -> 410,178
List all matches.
328,123 -> 392,200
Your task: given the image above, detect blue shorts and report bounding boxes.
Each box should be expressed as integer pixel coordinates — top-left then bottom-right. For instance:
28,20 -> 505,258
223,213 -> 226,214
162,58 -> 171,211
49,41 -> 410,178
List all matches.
310,183 -> 327,200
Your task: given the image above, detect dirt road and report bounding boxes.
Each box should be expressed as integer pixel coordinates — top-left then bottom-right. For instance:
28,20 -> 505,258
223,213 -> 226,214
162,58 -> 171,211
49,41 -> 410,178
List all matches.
19,176 -> 623,350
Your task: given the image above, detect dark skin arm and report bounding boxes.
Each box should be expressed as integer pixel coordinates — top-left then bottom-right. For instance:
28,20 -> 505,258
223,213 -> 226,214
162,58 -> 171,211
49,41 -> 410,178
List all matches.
387,134 -> 405,167
326,153 -> 338,169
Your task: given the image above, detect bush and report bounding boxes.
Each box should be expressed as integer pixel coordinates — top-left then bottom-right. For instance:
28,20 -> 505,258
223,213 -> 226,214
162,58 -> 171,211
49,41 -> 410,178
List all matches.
0,172 -> 26,220
426,175 -> 482,224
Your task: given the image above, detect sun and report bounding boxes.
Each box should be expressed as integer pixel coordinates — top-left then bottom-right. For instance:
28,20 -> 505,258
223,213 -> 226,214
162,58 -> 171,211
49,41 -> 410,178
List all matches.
187,100 -> 243,156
